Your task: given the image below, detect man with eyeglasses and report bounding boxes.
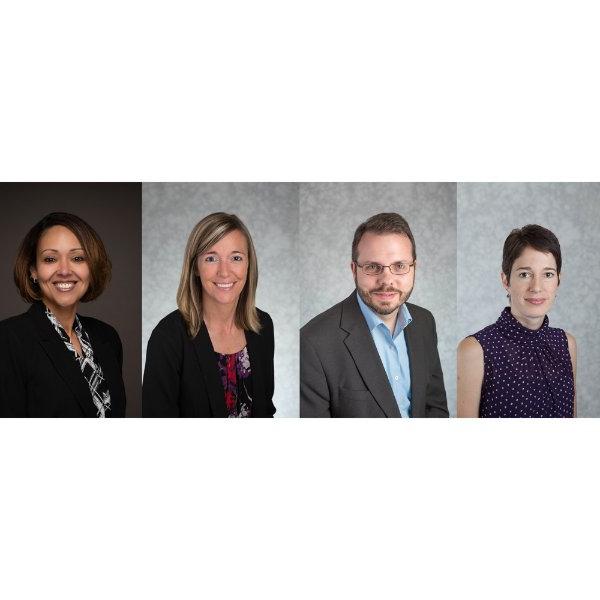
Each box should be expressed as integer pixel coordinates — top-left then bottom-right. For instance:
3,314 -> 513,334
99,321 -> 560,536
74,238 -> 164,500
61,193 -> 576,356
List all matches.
300,212 -> 448,417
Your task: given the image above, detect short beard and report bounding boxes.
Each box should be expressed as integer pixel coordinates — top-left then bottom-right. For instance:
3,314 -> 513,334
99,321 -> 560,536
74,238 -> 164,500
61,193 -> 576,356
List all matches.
355,278 -> 413,316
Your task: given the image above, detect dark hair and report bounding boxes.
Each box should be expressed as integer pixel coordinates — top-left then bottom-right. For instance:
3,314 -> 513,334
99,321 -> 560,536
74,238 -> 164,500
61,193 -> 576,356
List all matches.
502,224 -> 562,279
14,212 -> 112,303
352,213 -> 416,262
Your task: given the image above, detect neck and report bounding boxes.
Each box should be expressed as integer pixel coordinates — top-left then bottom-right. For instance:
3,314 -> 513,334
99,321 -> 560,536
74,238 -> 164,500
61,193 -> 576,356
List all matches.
202,299 -> 238,333
43,300 -> 77,336
510,308 -> 545,331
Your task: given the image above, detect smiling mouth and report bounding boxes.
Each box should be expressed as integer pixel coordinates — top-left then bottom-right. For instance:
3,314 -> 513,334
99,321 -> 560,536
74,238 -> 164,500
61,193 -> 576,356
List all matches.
215,282 -> 235,289
53,281 -> 77,292
525,298 -> 546,305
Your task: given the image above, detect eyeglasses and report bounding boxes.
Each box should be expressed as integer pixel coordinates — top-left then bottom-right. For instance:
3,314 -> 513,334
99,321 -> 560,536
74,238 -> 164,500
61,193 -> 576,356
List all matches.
355,261 -> 415,276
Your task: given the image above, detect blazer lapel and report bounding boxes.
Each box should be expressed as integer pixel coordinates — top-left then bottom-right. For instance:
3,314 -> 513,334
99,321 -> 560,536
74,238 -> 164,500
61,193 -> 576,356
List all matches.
29,303 -> 97,417
403,311 -> 426,418
191,324 -> 227,418
245,329 -> 266,417
340,294 -> 401,418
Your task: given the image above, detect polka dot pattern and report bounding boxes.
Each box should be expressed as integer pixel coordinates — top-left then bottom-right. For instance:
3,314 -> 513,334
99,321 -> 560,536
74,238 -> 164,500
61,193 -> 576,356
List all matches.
473,307 -> 574,418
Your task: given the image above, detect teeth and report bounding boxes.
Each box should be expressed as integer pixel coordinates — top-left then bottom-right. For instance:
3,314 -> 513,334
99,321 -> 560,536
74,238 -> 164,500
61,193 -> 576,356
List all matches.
216,283 -> 234,288
55,282 -> 75,290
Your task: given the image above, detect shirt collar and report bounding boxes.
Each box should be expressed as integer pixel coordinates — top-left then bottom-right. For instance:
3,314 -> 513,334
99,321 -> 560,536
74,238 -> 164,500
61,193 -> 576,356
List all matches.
356,290 -> 412,338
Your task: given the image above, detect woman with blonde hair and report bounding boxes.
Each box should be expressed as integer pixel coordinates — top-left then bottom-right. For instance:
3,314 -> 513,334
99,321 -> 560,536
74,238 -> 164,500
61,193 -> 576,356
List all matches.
143,212 -> 275,417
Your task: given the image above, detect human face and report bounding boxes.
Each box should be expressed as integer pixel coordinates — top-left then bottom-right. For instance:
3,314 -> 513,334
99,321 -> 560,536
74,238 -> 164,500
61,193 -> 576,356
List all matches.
30,225 -> 90,314
501,246 -> 559,326
352,232 -> 415,317
196,229 -> 249,310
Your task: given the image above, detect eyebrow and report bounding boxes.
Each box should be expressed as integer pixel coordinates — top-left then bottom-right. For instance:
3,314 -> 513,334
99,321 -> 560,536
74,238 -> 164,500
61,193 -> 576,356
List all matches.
204,250 -> 247,255
41,247 -> 85,253
515,266 -> 557,271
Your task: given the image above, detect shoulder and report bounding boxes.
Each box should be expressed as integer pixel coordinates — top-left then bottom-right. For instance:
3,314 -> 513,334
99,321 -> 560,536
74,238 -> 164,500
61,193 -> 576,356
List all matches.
564,330 -> 577,352
79,314 -> 121,345
150,309 -> 188,339
0,309 -> 33,334
301,298 -> 346,339
256,307 -> 273,330
405,302 -> 435,323
458,336 -> 483,359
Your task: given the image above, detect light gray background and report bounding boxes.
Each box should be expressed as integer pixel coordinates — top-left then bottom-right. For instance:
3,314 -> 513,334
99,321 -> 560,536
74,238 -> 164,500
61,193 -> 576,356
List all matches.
142,183 -> 299,417
300,183 -> 457,415
458,183 -> 600,417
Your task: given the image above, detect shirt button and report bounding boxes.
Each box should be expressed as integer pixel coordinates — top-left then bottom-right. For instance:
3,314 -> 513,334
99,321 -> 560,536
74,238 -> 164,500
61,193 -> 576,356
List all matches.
394,376 -> 399,380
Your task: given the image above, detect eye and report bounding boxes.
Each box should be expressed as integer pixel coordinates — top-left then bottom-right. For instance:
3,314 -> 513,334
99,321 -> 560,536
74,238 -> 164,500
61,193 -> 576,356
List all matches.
204,255 -> 219,263
517,272 -> 531,278
43,256 -> 57,263
72,255 -> 86,262
231,255 -> 244,262
544,272 -> 555,278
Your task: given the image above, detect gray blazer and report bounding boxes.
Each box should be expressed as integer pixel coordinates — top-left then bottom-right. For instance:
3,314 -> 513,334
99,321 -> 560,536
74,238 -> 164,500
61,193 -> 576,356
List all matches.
300,292 -> 448,417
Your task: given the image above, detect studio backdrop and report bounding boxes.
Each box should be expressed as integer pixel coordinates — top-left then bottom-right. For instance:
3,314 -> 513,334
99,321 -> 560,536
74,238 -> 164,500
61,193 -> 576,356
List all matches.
300,182 -> 458,414
142,182 -> 299,417
0,183 -> 143,417
457,182 -> 600,417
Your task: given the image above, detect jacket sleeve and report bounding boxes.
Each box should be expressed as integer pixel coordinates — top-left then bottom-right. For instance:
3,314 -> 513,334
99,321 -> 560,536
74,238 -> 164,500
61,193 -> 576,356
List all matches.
425,314 -> 449,417
0,324 -> 28,417
300,331 -> 332,417
142,324 -> 182,417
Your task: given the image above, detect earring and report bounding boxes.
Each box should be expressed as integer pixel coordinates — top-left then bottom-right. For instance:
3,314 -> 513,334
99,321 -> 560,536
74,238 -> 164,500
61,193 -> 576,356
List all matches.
31,276 -> 38,283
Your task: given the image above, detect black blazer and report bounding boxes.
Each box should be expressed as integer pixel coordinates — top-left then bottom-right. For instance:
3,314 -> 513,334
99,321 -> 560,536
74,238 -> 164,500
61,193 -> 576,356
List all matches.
0,302 -> 126,417
142,309 -> 275,417
300,292 -> 448,418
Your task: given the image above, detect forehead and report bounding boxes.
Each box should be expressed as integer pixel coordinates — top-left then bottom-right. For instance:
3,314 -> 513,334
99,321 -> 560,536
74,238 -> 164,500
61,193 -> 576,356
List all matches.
204,229 -> 248,254
356,232 -> 413,261
38,225 -> 82,249
512,246 -> 557,270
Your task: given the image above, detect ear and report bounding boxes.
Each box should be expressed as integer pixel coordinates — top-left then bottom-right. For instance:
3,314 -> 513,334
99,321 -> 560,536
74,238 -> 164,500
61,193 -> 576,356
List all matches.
350,261 -> 356,276
500,271 -> 509,292
29,265 -> 38,281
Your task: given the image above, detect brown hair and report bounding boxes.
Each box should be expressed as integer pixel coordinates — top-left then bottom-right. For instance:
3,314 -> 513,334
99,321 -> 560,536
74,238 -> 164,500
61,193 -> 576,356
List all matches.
176,212 -> 260,338
502,224 -> 562,279
14,212 -> 111,303
352,212 -> 416,262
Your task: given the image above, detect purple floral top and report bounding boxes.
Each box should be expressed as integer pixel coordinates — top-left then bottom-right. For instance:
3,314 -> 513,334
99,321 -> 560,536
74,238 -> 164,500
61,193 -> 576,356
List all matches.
216,346 -> 252,418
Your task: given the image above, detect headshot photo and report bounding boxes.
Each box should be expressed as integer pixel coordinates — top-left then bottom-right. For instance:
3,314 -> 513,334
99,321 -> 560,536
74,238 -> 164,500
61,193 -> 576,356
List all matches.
0,183 -> 142,417
299,182 -> 457,417
456,182 -> 600,418
142,182 -> 299,417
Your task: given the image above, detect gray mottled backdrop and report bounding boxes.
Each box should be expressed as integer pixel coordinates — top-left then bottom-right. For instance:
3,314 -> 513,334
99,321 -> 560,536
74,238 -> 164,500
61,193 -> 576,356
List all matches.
300,183 -> 457,415
458,183 -> 600,417
142,183 -> 299,417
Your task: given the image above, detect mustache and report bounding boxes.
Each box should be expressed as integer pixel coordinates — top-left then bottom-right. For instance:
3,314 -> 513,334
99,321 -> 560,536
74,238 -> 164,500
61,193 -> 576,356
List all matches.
368,285 -> 402,294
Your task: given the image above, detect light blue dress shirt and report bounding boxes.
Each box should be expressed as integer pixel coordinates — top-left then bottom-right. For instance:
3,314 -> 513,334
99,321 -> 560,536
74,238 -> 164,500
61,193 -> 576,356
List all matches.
356,291 -> 413,418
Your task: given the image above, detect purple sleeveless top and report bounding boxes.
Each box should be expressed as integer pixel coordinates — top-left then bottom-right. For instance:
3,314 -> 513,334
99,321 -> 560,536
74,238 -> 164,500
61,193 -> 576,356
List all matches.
472,307 -> 574,418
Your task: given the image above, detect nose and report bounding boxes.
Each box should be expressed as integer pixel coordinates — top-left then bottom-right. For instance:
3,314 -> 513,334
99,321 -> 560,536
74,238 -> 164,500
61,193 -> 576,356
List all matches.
217,258 -> 230,278
377,267 -> 395,285
528,274 -> 542,292
56,256 -> 71,276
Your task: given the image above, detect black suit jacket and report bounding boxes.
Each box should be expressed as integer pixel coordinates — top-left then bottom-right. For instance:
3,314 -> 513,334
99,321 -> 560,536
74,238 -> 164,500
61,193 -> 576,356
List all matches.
300,292 -> 448,417
0,302 -> 126,417
142,309 -> 275,417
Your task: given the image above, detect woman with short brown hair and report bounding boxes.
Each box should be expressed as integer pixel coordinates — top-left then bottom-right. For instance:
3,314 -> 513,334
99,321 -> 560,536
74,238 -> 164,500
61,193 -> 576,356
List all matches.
0,212 -> 126,417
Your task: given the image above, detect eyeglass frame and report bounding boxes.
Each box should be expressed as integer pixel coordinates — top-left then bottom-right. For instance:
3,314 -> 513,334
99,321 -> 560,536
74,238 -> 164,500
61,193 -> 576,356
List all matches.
354,261 -> 416,276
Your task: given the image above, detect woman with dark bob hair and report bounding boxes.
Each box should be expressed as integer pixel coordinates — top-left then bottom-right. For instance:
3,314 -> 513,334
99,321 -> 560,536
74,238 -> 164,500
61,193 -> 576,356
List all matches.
143,212 -> 275,417
0,212 -> 126,417
457,224 -> 576,418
